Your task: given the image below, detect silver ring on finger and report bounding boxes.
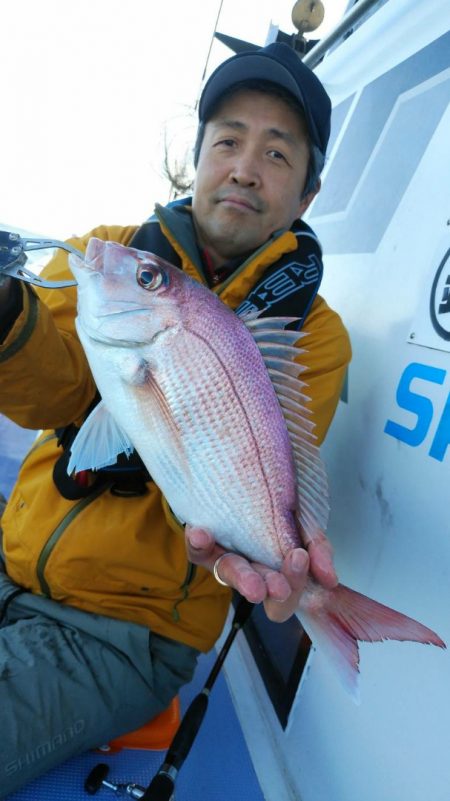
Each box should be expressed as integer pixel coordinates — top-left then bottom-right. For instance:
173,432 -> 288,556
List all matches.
213,553 -> 234,587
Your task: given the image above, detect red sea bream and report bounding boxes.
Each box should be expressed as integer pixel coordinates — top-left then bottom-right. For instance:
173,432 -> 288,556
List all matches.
68,238 -> 445,696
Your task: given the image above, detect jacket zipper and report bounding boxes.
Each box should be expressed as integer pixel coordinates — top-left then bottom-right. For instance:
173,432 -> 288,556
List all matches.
36,483 -> 109,597
172,561 -> 197,622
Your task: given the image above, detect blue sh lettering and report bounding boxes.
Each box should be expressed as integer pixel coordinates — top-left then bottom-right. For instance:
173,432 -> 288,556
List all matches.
384,363 -> 446,449
429,394 -> 450,461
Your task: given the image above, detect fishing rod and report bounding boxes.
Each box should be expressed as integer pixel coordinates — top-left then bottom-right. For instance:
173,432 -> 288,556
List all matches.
141,596 -> 254,800
85,596 -> 254,800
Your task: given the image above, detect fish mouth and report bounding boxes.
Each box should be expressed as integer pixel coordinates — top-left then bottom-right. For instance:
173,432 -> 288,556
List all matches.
79,325 -> 147,349
95,304 -> 147,319
78,306 -> 150,347
77,317 -> 177,349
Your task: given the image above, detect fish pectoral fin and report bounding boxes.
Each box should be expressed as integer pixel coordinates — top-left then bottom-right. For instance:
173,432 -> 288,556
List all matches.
119,354 -> 151,387
67,400 -> 134,474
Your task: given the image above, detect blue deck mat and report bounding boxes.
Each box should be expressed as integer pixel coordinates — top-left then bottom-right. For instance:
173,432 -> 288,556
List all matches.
4,648 -> 265,801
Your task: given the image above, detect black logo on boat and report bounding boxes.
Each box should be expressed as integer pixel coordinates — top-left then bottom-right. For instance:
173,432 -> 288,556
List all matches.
430,248 -> 450,340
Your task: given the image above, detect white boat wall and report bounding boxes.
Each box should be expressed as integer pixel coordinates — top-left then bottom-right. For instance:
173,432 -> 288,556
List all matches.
219,2 -> 450,800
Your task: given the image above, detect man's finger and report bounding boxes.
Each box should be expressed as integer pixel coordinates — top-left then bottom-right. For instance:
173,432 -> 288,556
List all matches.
263,548 -> 309,623
219,556 -> 267,603
252,563 -> 291,602
308,539 -> 338,588
185,526 -> 216,560
185,527 -> 267,603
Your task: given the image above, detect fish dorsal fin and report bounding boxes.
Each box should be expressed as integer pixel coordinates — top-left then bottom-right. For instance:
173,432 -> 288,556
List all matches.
67,400 -> 134,474
244,315 -> 330,539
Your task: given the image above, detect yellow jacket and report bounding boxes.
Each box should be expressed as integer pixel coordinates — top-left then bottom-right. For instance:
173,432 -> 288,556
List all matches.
0,208 -> 351,652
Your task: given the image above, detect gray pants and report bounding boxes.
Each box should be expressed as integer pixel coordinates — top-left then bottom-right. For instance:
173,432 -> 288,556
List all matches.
0,560 -> 199,798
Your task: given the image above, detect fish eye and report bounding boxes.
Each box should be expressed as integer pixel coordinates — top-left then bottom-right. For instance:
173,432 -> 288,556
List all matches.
136,265 -> 165,291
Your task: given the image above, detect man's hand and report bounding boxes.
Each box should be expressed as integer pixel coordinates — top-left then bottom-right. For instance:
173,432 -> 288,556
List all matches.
185,526 -> 338,624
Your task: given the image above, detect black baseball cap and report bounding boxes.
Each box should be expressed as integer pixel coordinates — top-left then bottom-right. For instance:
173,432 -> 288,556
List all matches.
198,42 -> 332,167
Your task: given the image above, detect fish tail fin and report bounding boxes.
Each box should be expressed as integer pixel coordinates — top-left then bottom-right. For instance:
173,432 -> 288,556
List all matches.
300,583 -> 446,700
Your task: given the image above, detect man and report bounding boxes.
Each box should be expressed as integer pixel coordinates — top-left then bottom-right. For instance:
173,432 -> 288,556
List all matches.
0,43 -> 350,796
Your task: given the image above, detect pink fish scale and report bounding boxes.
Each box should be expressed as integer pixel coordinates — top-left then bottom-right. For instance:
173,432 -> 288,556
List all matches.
155,304 -> 301,566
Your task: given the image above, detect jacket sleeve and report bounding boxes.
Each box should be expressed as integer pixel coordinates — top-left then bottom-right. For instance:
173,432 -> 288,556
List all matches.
0,224 -> 138,430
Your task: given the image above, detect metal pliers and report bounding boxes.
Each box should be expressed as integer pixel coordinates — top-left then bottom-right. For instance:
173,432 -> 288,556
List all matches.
0,230 -> 83,288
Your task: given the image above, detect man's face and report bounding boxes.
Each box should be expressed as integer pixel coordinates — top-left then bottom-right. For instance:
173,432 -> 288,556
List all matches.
192,89 -> 319,268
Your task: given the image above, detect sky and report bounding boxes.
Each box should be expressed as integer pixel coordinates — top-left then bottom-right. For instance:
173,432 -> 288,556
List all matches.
1,0 -> 348,241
